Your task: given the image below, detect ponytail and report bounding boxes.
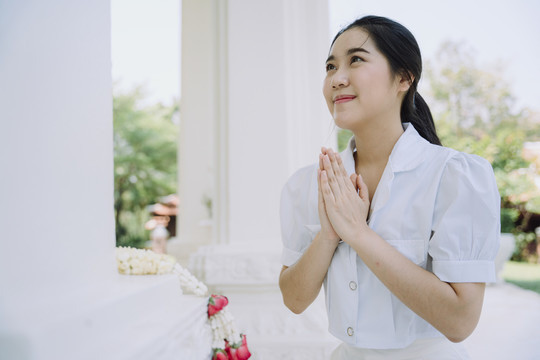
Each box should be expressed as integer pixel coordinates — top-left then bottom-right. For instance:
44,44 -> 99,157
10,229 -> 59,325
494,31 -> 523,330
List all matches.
401,91 -> 441,145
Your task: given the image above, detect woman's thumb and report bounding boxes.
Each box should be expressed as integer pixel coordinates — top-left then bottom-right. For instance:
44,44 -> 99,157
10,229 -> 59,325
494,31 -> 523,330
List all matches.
350,173 -> 357,189
356,173 -> 368,201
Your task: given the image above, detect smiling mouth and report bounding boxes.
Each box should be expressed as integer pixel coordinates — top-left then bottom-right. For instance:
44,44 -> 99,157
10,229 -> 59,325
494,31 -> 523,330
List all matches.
334,95 -> 356,104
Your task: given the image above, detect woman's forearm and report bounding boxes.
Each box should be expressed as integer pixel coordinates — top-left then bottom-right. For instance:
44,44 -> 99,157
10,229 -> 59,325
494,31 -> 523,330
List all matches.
279,233 -> 338,314
347,225 -> 485,342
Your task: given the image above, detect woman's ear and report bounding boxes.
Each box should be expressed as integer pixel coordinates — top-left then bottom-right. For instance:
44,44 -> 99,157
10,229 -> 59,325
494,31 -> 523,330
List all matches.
397,71 -> 414,93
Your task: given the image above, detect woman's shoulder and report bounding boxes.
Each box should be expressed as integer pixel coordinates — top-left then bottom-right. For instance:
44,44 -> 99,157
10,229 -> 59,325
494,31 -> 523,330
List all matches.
443,148 -> 494,178
283,162 -> 318,191
280,162 -> 319,218
423,142 -> 494,176
430,146 -> 498,197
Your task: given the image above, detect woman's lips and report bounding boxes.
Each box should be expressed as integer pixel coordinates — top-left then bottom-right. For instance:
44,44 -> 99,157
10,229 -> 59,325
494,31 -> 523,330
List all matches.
334,95 -> 356,104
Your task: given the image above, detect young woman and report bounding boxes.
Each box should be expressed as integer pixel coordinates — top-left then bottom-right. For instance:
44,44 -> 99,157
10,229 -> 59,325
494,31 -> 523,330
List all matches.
278,16 -> 500,359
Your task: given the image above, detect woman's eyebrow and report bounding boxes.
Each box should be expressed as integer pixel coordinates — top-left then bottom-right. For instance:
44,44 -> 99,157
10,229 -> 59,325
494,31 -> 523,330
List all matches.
326,47 -> 370,63
347,47 -> 370,56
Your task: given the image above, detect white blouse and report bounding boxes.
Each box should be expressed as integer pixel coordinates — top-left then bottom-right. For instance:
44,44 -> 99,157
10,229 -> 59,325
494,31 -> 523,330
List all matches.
280,123 -> 500,349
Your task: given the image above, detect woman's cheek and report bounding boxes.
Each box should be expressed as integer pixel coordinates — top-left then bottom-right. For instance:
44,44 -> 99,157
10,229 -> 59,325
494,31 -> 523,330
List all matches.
323,90 -> 334,115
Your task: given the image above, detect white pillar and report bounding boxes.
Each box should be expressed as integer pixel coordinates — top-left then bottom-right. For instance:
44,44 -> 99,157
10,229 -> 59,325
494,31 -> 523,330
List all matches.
226,0 -> 334,247
179,0 -> 339,358
177,0 -> 335,268
0,1 -> 210,359
172,0 -> 221,264
0,0 -> 116,318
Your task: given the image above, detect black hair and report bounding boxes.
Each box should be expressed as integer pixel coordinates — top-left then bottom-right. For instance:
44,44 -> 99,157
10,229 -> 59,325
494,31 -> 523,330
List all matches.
331,16 -> 441,145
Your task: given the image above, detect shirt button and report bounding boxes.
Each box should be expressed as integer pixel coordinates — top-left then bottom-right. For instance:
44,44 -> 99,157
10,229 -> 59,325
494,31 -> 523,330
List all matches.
349,281 -> 357,290
347,327 -> 354,336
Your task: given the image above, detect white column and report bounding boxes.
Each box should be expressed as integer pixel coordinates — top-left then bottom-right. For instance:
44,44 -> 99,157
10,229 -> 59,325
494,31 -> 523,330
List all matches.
178,0 -> 335,272
0,0 -> 115,318
172,0 -> 221,264
226,0 -> 334,248
181,1 -> 339,358
0,1 -> 210,359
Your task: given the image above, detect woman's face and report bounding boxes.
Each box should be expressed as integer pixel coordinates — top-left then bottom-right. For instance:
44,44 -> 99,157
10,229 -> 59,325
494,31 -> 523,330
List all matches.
323,28 -> 404,131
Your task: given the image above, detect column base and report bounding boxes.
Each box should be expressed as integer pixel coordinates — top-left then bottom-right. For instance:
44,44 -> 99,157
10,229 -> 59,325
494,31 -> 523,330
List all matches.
188,243 -> 339,359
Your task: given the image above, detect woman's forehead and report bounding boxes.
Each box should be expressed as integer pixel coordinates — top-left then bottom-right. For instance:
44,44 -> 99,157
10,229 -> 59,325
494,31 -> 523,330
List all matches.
329,28 -> 375,56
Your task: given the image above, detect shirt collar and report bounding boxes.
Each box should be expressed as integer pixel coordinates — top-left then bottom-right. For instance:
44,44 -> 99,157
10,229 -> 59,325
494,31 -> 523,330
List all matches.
340,123 -> 428,174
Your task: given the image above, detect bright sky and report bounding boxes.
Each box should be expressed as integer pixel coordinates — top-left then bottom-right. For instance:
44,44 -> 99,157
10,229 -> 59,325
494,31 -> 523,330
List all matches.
111,0 -> 181,106
111,0 -> 540,111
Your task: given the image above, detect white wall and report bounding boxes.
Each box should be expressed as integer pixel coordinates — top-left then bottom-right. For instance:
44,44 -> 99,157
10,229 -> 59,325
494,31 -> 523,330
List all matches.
0,0 -> 114,345
178,0 -> 334,251
177,0 -> 218,251
226,0 -> 333,245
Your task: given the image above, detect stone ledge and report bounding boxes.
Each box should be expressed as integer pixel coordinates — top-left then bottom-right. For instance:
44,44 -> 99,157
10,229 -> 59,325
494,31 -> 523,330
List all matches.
0,274 -> 211,360
188,243 -> 282,289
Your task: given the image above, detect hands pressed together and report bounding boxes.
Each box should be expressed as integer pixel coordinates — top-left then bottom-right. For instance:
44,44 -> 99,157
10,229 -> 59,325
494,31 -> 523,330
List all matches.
317,147 -> 371,245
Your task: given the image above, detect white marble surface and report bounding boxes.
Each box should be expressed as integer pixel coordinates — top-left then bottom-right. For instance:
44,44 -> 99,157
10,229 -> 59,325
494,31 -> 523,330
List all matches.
225,289 -> 340,360
463,282 -> 540,360
0,275 -> 212,360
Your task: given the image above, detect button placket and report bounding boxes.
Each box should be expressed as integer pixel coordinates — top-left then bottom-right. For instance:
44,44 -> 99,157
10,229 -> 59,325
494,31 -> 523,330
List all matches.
346,243 -> 359,343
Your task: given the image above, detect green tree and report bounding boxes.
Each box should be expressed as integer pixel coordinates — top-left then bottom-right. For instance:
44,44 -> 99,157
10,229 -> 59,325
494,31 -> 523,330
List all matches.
113,87 -> 179,247
337,128 -> 353,152
425,41 -> 540,237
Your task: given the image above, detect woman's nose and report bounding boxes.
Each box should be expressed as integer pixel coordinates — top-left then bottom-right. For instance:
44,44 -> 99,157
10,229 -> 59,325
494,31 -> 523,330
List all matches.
331,71 -> 349,89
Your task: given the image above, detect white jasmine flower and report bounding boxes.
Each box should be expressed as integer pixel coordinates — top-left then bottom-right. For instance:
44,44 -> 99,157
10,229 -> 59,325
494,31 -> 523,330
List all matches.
115,246 -> 247,356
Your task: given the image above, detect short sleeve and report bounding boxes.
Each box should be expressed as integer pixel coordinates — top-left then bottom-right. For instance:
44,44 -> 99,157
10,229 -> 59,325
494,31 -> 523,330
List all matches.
429,153 -> 501,283
280,165 -> 317,267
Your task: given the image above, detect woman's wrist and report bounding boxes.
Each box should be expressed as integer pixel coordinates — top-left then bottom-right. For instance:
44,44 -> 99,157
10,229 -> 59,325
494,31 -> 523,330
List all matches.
315,231 -> 340,249
343,222 -> 371,246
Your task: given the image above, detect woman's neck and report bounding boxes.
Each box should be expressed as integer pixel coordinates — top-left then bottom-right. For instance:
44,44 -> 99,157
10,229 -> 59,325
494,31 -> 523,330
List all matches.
352,120 -> 404,168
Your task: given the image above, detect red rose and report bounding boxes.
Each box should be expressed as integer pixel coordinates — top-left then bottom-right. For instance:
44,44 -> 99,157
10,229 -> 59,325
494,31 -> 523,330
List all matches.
212,349 -> 228,360
236,334 -> 251,360
225,341 -> 238,360
208,294 -> 229,317
228,348 -> 238,360
224,335 -> 250,360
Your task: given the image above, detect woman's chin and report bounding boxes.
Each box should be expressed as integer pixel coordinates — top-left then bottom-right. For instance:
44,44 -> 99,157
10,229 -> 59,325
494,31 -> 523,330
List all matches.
333,117 -> 359,132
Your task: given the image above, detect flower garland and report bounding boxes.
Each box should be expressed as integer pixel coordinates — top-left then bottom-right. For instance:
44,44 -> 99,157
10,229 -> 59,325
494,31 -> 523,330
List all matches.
208,295 -> 250,360
116,246 -> 177,275
116,247 -> 251,360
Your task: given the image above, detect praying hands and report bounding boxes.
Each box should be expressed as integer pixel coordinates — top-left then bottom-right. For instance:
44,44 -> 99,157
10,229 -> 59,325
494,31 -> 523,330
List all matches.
317,148 -> 370,244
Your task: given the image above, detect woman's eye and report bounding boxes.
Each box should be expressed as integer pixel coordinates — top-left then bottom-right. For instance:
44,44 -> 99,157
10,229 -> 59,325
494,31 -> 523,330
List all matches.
351,56 -> 364,64
326,63 -> 336,72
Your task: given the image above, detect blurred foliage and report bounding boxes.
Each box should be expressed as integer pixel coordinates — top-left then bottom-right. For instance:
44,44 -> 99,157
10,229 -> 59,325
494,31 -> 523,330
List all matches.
501,261 -> 540,294
425,42 -> 540,261
337,128 -> 353,152
511,232 -> 538,263
501,208 -> 520,234
113,87 -> 179,248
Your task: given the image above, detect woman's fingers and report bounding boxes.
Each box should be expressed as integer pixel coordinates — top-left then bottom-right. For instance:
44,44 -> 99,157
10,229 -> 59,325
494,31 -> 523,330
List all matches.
335,151 -> 348,177
328,150 -> 347,192
335,152 -> 357,193
327,149 -> 342,178
322,153 -> 343,198
317,168 -> 326,205
356,172 -> 369,202
327,149 -> 358,195
320,170 -> 336,205
322,147 -> 363,198
350,173 -> 358,191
